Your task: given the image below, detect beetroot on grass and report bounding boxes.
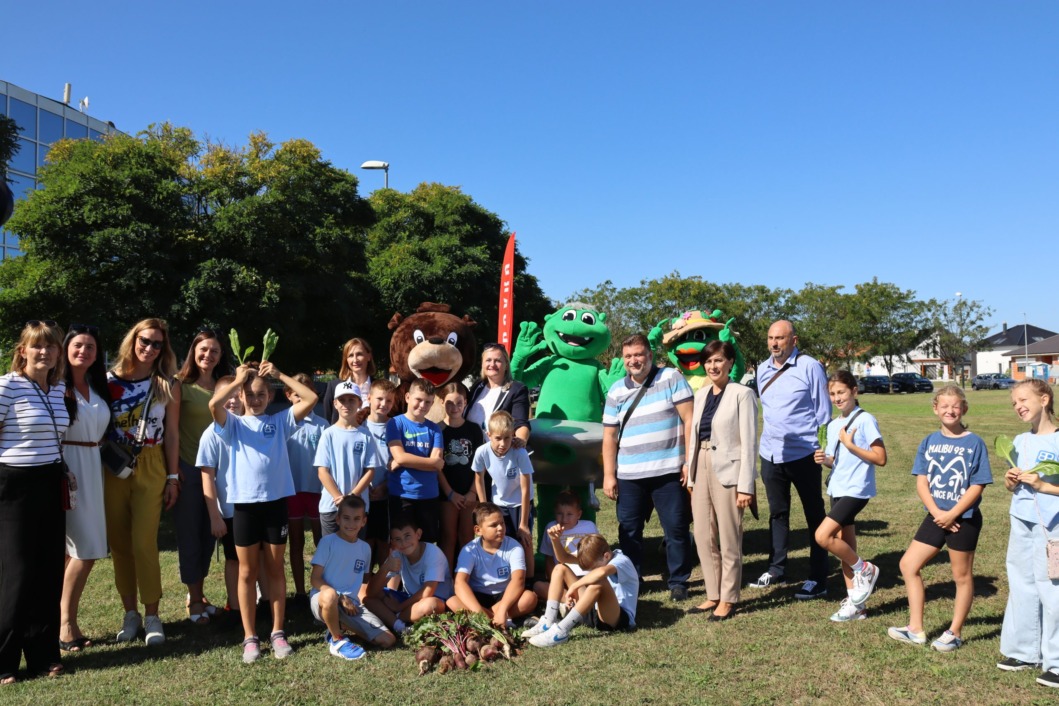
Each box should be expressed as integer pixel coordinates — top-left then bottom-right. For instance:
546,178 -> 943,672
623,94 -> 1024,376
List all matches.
437,655 -> 455,674
479,644 -> 499,662
465,653 -> 479,669
453,654 -> 468,670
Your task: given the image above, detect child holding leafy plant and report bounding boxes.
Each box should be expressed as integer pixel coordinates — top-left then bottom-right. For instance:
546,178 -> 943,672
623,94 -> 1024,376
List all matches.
998,379 -> 1059,688
887,385 -> 992,653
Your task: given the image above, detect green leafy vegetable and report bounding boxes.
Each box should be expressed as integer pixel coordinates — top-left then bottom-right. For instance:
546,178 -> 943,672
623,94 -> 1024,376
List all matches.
994,435 -> 1017,469
1028,460 -> 1059,476
262,328 -> 279,362
229,328 -> 255,366
817,425 -> 828,450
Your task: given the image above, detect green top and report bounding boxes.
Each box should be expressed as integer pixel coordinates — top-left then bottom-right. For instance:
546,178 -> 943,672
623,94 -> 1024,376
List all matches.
178,382 -> 215,465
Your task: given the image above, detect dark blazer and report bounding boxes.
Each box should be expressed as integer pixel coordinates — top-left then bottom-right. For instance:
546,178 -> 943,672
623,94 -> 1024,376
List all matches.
686,381 -> 758,495
467,379 -> 531,432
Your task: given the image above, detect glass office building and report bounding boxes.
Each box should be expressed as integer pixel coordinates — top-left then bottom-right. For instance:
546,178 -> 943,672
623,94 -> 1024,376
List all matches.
1,80 -> 119,260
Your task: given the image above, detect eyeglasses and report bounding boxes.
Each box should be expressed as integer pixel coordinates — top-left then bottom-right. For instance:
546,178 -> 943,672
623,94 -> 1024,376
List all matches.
25,320 -> 58,328
137,335 -> 164,351
69,323 -> 100,336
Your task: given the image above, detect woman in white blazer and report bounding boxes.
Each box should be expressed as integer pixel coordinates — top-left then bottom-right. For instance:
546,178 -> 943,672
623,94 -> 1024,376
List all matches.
685,340 -> 757,620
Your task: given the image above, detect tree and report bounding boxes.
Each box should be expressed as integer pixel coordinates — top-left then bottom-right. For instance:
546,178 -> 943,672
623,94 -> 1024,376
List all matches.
365,183 -> 553,350
1,115 -> 23,227
927,297 -> 994,381
1,124 -> 377,370
854,278 -> 931,375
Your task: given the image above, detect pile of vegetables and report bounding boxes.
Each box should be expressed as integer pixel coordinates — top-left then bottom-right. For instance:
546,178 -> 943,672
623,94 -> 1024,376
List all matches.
408,611 -> 524,676
995,435 -> 1059,475
229,328 -> 280,366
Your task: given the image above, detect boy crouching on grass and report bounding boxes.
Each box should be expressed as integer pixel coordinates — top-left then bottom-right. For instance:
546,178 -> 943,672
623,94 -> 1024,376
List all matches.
447,502 -> 538,627
310,495 -> 396,661
524,533 -> 638,648
364,514 -> 452,635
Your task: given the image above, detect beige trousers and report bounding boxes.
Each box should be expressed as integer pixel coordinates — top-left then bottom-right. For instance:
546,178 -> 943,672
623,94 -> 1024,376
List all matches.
691,441 -> 745,604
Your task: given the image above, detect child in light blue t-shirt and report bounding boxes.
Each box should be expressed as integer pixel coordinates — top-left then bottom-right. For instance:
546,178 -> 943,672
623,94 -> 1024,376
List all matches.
364,513 -> 452,634
813,371 -> 887,622
446,503 -> 538,626
208,362 -> 319,663
315,387 -> 379,537
284,373 -> 327,602
198,376 -> 240,614
310,496 -> 395,660
473,411 -> 534,559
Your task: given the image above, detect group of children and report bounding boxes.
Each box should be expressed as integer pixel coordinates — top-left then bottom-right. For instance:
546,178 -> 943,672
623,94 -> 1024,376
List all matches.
811,371 -> 1059,689
197,367 -> 636,664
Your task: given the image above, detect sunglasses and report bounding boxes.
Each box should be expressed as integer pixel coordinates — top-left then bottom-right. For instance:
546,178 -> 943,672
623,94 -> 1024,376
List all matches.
137,335 -> 165,351
197,326 -> 221,337
482,342 -> 507,351
25,319 -> 58,328
69,323 -> 100,337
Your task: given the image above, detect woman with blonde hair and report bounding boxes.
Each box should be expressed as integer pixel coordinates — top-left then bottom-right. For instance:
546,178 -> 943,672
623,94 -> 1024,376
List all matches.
105,318 -> 181,646
320,337 -> 376,422
0,321 -> 71,683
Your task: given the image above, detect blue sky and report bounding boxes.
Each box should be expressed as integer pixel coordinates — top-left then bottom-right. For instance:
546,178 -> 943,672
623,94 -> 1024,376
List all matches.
8,2 -> 1058,335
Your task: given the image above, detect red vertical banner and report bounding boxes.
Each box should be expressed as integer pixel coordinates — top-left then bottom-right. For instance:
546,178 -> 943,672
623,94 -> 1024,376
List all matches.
498,232 -> 516,354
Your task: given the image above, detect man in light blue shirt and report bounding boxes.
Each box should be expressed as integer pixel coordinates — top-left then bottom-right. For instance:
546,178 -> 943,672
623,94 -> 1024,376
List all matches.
751,320 -> 831,599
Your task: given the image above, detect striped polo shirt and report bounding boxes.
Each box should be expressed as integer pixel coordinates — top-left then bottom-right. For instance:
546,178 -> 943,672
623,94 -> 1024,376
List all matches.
603,366 -> 692,480
0,373 -> 70,466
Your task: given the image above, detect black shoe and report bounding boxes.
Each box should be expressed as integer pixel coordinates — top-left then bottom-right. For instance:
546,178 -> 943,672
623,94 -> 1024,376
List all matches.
1037,669 -> 1059,688
708,607 -> 736,622
669,585 -> 689,601
794,580 -> 827,600
997,657 -> 1038,672
686,604 -> 716,615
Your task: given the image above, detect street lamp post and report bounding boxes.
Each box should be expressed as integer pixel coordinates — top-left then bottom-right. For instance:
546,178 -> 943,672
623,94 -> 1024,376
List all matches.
360,160 -> 389,189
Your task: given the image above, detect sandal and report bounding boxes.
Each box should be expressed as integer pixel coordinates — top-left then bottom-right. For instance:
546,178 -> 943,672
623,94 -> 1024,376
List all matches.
45,663 -> 65,678
186,600 -> 211,625
0,674 -> 15,685
59,636 -> 93,652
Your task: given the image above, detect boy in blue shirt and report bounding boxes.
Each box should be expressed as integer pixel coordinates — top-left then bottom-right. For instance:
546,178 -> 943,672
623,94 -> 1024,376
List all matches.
310,495 -> 396,661
315,387 -> 379,537
447,503 -> 538,627
473,411 -> 534,559
364,514 -> 452,635
285,373 -> 328,602
525,533 -> 639,648
386,379 -> 444,544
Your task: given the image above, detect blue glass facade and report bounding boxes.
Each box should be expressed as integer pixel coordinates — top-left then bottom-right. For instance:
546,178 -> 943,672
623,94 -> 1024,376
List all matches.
1,80 -> 119,260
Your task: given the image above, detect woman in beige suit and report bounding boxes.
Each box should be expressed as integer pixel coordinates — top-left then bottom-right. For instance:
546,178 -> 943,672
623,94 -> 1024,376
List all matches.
685,340 -> 757,620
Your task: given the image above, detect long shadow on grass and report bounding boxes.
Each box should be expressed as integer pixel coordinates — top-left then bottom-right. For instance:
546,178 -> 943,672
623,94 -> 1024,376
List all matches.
854,575 -> 999,620
635,599 -> 688,629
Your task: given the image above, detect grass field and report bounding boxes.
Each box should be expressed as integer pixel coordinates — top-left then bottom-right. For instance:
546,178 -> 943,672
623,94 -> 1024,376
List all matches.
4,388 -> 1053,705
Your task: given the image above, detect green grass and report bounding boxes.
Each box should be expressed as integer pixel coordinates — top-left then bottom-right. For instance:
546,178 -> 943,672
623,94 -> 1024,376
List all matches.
5,388 -> 1051,705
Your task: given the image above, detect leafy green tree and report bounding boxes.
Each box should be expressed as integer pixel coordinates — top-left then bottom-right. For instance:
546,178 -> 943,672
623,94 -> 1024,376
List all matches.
788,284 -> 863,371
927,296 -> 994,382
854,278 -> 931,375
365,183 -> 553,347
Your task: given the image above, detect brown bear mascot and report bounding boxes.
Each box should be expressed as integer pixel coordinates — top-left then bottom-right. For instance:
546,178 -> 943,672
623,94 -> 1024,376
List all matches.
388,302 -> 477,417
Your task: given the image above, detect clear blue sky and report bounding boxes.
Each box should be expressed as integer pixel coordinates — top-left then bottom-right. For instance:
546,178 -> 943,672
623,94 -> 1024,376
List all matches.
8,2 -> 1058,335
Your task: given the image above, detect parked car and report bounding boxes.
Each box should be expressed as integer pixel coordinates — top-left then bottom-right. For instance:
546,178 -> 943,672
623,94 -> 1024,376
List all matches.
858,375 -> 895,394
891,372 -> 934,393
972,373 -> 1015,390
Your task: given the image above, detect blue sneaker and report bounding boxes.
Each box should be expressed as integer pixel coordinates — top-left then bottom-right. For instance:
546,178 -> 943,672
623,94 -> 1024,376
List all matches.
887,625 -> 927,645
529,627 -> 570,648
931,630 -> 963,653
328,634 -> 366,661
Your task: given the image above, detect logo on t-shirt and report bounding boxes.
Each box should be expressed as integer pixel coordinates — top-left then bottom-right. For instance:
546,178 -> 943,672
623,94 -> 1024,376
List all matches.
506,463 -> 517,479
354,559 -> 366,573
419,572 -> 426,584
262,423 -> 277,438
354,441 -> 365,453
497,565 -> 510,578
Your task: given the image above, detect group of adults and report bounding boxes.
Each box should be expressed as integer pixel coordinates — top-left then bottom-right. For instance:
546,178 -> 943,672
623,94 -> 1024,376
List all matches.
0,313 -> 823,683
600,320 -> 830,621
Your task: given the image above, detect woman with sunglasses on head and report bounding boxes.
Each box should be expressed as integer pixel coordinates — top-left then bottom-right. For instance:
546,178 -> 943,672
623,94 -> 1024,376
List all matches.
58,324 -> 113,654
105,318 -> 181,646
320,338 -> 375,423
466,344 -> 530,448
174,329 -> 233,626
0,320 -> 71,684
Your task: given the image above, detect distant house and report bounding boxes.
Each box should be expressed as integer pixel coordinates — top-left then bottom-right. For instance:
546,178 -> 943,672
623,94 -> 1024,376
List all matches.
1004,333 -> 1059,383
858,321 -> 1057,381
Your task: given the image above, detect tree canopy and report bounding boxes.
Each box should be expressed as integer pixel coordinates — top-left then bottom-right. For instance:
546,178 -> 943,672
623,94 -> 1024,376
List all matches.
1,124 -> 551,372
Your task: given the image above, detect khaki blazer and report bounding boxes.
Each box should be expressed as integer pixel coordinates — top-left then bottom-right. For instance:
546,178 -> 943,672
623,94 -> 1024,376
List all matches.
686,381 -> 758,495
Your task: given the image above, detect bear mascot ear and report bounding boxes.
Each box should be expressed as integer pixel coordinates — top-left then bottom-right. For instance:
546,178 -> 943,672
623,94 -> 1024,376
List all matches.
387,312 -> 404,331
462,315 -> 477,328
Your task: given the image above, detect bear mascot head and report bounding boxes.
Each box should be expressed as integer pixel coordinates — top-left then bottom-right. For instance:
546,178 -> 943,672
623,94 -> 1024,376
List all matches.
388,302 -> 477,414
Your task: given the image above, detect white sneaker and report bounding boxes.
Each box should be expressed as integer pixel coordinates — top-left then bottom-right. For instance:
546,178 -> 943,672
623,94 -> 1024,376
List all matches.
522,621 -> 550,639
529,628 -> 570,648
830,598 -> 866,622
748,572 -> 785,589
144,615 -> 165,646
116,610 -> 142,642
848,562 -> 880,605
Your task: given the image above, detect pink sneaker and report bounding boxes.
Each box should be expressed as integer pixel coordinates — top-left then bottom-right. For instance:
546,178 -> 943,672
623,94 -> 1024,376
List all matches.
270,631 -> 293,659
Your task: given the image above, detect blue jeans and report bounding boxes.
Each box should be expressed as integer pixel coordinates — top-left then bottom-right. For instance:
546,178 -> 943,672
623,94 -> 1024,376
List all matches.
759,453 -> 828,584
1001,515 -> 1059,671
616,472 -> 692,589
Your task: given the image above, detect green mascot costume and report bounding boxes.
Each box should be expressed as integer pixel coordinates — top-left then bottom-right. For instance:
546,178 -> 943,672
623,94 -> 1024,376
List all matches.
648,309 -> 746,391
510,302 -> 624,553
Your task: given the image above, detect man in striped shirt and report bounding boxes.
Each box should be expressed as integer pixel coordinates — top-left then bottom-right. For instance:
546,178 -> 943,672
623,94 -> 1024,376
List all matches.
602,334 -> 694,601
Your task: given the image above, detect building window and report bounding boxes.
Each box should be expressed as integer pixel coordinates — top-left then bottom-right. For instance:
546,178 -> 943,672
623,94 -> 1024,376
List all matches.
8,98 -> 36,140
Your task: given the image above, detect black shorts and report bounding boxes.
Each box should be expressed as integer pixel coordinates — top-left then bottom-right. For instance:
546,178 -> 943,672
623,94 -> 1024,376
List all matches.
500,504 -> 535,540
232,499 -> 289,547
365,498 -> 390,542
827,496 -> 870,528
221,517 -> 237,561
913,509 -> 983,552
587,606 -> 634,632
388,496 -> 441,544
473,590 -> 505,609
